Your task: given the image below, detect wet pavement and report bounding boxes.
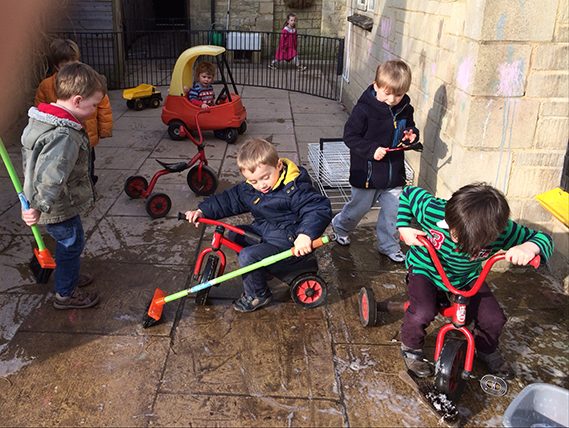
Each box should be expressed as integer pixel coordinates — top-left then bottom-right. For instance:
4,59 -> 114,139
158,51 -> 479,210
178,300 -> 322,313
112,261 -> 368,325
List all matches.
0,86 -> 567,427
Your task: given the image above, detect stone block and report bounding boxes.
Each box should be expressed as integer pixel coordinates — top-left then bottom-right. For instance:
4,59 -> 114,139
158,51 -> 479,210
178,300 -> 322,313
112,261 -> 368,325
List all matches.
508,167 -> 561,198
540,100 -> 569,117
526,72 -> 569,98
447,2 -> 467,36
258,2 -> 273,14
556,24 -> 569,42
508,198 -> 523,221
462,97 -> 540,149
465,0 -> 557,42
535,117 -> 569,150
532,44 -> 569,71
435,48 -> 456,84
515,151 -> 566,168
523,197 -> 560,223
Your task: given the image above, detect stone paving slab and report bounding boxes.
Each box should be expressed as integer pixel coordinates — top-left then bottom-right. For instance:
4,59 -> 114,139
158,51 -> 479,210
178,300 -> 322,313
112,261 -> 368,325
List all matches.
151,393 -> 345,427
163,301 -> 338,400
0,332 -> 170,427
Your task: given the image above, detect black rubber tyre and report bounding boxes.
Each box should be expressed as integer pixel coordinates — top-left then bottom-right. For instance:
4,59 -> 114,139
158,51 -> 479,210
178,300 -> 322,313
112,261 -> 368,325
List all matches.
238,121 -> 247,134
290,274 -> 327,308
359,287 -> 377,327
195,255 -> 219,305
435,338 -> 468,402
225,128 -> 238,144
126,100 -> 135,109
150,98 -> 161,108
145,193 -> 171,219
124,175 -> 148,199
134,99 -> 145,111
187,165 -> 218,196
168,120 -> 186,141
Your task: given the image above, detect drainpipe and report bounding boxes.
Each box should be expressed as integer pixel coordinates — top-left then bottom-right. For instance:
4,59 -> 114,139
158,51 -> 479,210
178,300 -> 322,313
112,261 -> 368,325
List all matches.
211,0 -> 215,25
226,0 -> 231,29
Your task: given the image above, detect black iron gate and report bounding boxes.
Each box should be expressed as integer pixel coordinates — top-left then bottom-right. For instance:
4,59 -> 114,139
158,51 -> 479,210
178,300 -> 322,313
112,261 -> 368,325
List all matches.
54,30 -> 344,100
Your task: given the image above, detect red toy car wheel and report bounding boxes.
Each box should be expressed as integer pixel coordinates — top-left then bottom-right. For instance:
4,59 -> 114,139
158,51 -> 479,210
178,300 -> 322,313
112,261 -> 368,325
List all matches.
168,120 -> 186,140
290,274 -> 327,308
225,128 -> 238,144
358,287 -> 377,327
238,121 -> 247,134
145,193 -> 171,219
187,165 -> 219,196
124,175 -> 148,199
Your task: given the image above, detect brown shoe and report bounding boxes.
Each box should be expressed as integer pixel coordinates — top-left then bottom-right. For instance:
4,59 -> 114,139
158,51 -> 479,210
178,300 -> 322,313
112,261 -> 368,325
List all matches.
54,288 -> 100,309
401,344 -> 434,378
76,273 -> 94,287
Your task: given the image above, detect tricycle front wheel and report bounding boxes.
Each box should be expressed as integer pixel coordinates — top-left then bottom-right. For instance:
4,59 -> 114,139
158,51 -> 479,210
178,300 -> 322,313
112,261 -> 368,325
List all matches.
187,165 -> 218,196
435,338 -> 468,402
195,255 -> 220,306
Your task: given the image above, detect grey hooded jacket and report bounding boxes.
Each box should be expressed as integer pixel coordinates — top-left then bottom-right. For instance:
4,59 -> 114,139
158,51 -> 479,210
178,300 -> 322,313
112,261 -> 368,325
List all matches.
21,106 -> 95,225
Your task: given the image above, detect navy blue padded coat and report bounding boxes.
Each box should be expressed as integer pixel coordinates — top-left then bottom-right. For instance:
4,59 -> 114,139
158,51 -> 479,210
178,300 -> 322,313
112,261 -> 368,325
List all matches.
198,159 -> 332,249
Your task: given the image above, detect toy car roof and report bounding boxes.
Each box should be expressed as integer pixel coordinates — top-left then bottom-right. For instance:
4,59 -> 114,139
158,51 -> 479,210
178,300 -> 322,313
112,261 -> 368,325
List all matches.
169,45 -> 227,96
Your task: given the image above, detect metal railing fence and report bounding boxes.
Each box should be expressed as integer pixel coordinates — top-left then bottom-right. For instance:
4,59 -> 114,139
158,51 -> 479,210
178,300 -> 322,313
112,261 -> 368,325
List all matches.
53,30 -> 344,100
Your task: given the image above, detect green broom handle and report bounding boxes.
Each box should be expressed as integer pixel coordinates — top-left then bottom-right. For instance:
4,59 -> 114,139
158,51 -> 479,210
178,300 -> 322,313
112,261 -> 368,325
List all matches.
163,235 -> 331,303
0,138 -> 47,251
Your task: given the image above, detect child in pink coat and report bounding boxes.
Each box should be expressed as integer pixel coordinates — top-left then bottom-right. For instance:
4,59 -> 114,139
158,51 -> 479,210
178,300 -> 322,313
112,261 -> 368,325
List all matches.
268,13 -> 306,71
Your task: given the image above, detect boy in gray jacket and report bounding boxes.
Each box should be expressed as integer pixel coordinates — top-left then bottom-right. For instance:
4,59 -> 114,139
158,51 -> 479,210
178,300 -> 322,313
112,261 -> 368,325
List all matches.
21,62 -> 105,309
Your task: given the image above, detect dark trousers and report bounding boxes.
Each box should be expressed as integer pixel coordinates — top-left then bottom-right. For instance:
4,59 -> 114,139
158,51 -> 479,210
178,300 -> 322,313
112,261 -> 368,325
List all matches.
90,147 -> 98,185
401,270 -> 507,354
228,225 -> 298,298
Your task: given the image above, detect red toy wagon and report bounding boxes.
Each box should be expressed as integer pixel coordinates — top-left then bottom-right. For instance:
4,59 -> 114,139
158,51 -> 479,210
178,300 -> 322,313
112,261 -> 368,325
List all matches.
161,45 -> 247,144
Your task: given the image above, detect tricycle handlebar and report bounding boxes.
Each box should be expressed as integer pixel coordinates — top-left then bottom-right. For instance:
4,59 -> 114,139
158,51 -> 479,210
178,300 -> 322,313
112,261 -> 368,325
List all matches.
415,235 -> 540,297
177,212 -> 263,243
178,109 -> 210,146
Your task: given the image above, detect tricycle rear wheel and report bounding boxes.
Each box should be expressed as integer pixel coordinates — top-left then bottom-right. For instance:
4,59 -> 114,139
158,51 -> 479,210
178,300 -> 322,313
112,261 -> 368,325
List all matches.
145,193 -> 171,218
187,165 -> 218,196
124,175 -> 148,199
290,274 -> 327,308
359,287 -> 377,327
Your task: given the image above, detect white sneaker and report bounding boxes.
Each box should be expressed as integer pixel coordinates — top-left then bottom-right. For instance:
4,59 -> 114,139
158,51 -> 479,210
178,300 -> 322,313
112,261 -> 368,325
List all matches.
387,250 -> 406,263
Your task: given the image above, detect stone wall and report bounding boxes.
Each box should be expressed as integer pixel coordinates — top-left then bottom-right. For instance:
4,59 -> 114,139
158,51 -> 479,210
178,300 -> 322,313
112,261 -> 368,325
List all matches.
340,0 -> 569,290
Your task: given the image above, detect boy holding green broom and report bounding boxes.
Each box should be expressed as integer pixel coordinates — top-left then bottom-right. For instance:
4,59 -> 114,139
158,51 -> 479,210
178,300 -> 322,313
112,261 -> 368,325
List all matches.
21,62 -> 104,309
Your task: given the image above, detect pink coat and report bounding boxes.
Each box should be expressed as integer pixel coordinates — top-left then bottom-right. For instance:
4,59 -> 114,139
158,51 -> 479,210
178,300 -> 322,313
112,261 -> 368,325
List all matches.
275,27 -> 298,62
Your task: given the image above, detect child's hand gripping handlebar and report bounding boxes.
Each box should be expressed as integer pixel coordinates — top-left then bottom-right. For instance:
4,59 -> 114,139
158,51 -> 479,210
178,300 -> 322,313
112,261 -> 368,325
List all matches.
414,235 -> 540,297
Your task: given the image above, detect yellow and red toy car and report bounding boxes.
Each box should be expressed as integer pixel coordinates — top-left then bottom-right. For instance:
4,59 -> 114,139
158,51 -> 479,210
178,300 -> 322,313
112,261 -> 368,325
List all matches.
161,45 -> 247,144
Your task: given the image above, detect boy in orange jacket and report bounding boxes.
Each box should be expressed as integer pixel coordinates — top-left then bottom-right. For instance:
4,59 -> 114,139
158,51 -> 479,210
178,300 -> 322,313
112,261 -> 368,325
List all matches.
35,38 -> 113,185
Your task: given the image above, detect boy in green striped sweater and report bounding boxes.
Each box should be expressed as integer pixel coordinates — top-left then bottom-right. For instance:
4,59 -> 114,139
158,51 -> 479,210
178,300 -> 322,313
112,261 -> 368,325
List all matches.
396,183 -> 553,379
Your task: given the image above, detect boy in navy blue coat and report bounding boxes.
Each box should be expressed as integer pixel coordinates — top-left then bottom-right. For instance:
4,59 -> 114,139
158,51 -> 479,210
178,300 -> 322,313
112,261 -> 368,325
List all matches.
332,59 -> 419,263
185,139 -> 332,312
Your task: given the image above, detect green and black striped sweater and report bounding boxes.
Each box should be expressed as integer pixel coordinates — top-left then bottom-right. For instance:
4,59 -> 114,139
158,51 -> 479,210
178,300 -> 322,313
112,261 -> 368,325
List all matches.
396,186 -> 554,291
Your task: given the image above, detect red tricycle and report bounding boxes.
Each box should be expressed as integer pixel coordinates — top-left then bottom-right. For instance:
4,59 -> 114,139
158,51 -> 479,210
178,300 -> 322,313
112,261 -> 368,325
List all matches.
358,235 -> 540,402
124,110 -> 218,218
185,216 -> 329,308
